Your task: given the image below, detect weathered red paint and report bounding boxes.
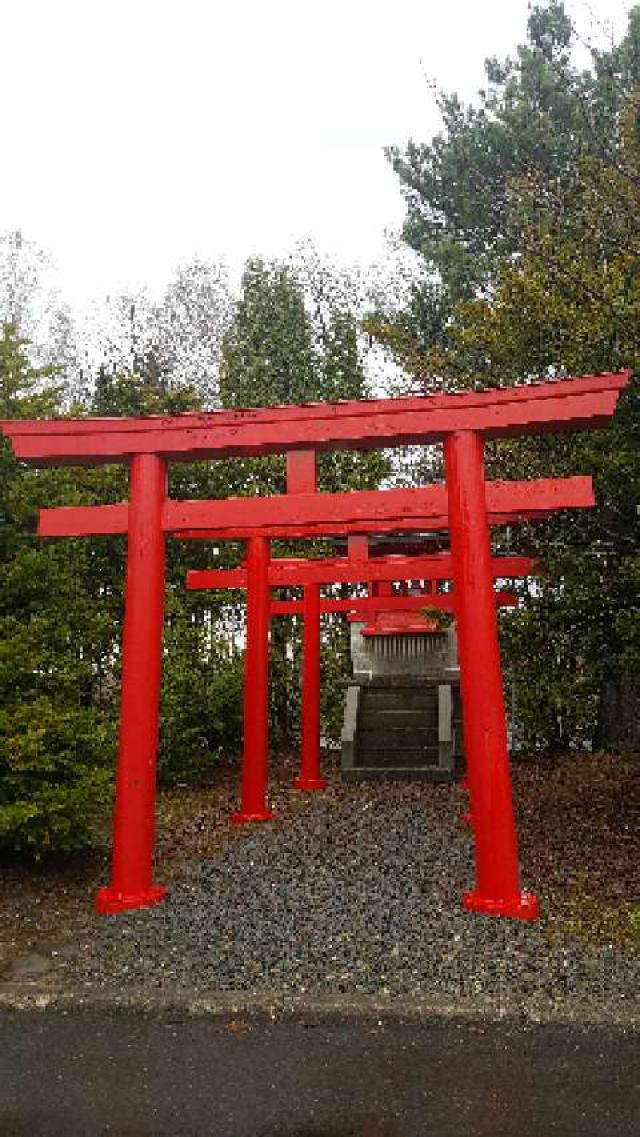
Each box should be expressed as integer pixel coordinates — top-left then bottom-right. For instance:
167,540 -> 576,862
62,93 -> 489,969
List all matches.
293,582 -> 326,792
269,591 -> 519,616
189,547 -> 523,802
286,449 -> 317,493
4,371 -> 629,464
360,610 -> 442,636
231,536 -> 273,825
38,501 -> 129,536
445,431 -> 539,920
286,450 -> 325,790
38,476 -> 595,540
185,553 -> 537,591
94,454 -> 167,914
166,476 -> 595,537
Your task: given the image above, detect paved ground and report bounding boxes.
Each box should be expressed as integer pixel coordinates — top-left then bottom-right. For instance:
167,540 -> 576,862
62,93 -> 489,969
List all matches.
1,1008 -> 638,1136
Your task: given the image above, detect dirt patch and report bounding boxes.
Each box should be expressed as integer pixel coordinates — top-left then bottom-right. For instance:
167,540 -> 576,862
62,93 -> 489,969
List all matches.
0,846 -> 108,976
512,750 -> 640,950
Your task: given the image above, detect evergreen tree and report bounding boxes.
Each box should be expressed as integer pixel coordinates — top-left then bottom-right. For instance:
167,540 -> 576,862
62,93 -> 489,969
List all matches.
375,2 -> 640,385
218,257 -> 389,745
377,1 -> 640,750
436,97 -> 640,750
85,368 -> 248,787
0,325 -> 114,855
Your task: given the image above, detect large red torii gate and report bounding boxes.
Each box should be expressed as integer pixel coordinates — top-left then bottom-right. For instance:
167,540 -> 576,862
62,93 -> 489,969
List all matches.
1,371 -> 629,922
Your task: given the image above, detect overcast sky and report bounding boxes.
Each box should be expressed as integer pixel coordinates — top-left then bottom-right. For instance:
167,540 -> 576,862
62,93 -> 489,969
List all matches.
0,0 -> 634,308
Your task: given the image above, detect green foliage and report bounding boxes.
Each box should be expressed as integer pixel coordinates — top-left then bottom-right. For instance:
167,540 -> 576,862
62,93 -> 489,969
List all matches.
219,258 -> 316,409
376,3 -> 640,385
218,257 -> 390,745
1,252 -> 395,832
457,101 -> 640,748
422,607 -> 453,631
499,550 -> 617,751
387,2 -> 640,301
0,327 -> 235,852
0,324 -> 117,856
219,257 -> 388,485
0,699 -> 114,856
86,371 -> 248,788
159,600 -> 244,785
0,322 -> 63,418
381,3 -> 640,750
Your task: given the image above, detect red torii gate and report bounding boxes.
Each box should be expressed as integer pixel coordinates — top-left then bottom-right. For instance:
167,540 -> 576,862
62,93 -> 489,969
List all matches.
37,466 -> 588,915
187,548 -> 533,801
1,371 -> 629,922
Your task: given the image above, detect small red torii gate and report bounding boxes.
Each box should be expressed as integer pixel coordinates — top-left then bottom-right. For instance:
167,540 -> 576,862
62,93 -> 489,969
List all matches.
187,547 -> 532,801
1,371 -> 629,922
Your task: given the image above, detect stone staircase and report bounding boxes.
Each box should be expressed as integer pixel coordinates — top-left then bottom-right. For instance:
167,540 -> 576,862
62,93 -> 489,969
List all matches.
342,676 -> 462,781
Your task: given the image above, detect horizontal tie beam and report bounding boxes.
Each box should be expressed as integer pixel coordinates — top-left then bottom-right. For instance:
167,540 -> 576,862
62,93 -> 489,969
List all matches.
38,502 -> 129,537
38,476 -> 594,540
186,554 -> 537,592
164,476 -> 593,538
270,591 -> 519,616
4,371 -> 629,465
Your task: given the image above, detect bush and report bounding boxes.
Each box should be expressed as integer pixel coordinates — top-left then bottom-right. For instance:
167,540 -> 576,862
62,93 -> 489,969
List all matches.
159,614 -> 244,785
0,698 -> 114,857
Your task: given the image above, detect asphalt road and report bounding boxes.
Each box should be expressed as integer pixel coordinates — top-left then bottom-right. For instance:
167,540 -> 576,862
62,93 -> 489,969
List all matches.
0,1009 -> 638,1136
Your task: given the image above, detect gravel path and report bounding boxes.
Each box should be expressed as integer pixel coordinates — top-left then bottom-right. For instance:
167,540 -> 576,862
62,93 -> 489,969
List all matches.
55,778 -> 640,1009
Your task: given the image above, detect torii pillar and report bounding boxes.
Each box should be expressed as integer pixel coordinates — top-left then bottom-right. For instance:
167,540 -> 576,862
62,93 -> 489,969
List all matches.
445,431 -> 538,919
287,450 -> 326,791
95,454 -> 167,913
232,534 -> 273,823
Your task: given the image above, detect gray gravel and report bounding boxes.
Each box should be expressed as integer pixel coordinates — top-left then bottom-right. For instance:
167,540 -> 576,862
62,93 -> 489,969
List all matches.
57,781 -> 639,1007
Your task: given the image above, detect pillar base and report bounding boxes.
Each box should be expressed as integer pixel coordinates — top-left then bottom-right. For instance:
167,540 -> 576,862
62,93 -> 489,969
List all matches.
293,775 -> 327,792
231,809 -> 274,826
94,883 -> 166,915
462,889 -> 539,921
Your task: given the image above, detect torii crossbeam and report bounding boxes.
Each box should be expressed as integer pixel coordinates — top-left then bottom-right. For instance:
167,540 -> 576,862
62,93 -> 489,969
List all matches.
1,370 -> 629,923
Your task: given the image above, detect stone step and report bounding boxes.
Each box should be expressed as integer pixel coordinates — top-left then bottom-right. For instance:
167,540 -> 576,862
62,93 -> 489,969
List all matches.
361,689 -> 438,712
358,708 -> 439,729
355,746 -> 440,768
358,726 -> 439,749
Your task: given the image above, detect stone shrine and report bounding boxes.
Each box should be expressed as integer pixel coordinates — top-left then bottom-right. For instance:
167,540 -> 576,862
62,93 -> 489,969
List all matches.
341,591 -> 464,781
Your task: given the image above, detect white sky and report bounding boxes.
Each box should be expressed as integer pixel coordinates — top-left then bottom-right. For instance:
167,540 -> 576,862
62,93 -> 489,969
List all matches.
0,0 -> 634,309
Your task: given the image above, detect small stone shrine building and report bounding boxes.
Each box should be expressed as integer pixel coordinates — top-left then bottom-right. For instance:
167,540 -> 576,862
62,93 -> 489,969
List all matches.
341,538 -> 464,781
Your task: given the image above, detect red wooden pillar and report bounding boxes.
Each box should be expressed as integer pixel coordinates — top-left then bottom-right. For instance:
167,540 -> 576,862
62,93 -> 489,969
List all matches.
294,581 -> 326,791
232,535 -> 273,823
444,431 -> 538,920
95,454 -> 167,913
287,449 -> 326,791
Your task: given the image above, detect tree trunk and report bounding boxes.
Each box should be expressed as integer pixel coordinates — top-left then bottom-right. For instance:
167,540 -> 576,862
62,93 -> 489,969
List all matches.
596,675 -> 640,752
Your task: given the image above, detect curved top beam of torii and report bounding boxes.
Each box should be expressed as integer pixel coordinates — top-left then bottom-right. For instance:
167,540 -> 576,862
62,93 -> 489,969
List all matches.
1,371 -> 630,466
